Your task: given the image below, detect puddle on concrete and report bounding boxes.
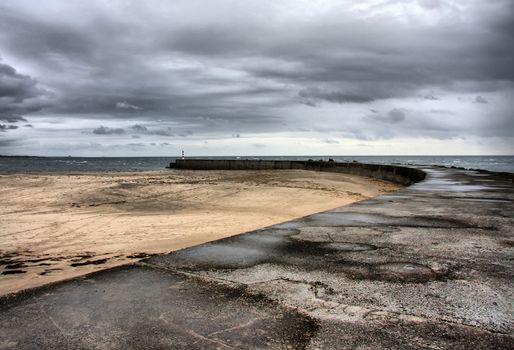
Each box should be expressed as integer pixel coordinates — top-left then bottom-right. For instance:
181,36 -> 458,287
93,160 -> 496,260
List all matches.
325,242 -> 377,251
376,195 -> 410,200
374,262 -> 435,280
289,231 -> 378,251
464,171 -> 492,176
236,234 -> 286,246
410,169 -> 498,193
453,198 -> 511,203
409,169 -> 494,192
308,213 -> 387,225
498,240 -> 514,248
336,260 -> 442,283
271,221 -> 305,230
305,212 -> 472,229
149,230 -> 380,271
278,240 -> 345,257
410,179 -> 493,192
355,194 -> 411,205
152,243 -> 272,269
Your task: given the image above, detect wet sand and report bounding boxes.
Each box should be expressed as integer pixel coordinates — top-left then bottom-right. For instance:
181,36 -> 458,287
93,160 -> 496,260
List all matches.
0,169 -> 398,295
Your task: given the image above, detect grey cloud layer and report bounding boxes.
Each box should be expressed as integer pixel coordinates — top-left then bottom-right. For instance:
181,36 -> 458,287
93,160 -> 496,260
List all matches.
0,61 -> 52,124
0,124 -> 19,131
0,0 -> 513,150
92,126 -> 125,135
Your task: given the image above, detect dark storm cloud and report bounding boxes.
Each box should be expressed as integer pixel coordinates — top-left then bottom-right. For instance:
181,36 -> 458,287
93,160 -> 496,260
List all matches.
131,125 -> 147,132
92,126 -> 125,135
178,130 -> 193,137
165,25 -> 258,57
154,130 -> 174,136
366,109 -> 406,124
479,3 -> 514,82
131,124 -> 174,136
0,3 -> 503,107
0,2 -> 289,131
474,96 -> 488,104
91,124 -> 178,137
0,115 -> 26,123
0,61 -> 52,123
0,0 -> 512,152
354,108 -> 457,140
0,124 -> 19,131
0,62 -> 37,97
298,87 -> 374,105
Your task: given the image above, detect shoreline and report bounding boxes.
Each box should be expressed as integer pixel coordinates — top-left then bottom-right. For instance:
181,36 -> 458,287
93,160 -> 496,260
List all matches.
0,169 -> 399,296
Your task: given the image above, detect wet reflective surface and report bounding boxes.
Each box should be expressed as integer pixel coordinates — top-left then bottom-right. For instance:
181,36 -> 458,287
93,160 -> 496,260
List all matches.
0,266 -> 318,349
1,165 -> 513,349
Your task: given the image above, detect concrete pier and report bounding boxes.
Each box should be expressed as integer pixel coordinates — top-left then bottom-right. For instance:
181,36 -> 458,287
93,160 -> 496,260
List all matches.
1,163 -> 513,349
169,159 -> 427,185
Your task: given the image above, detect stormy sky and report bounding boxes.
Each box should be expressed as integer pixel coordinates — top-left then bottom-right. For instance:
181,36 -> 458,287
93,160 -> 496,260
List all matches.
0,0 -> 513,156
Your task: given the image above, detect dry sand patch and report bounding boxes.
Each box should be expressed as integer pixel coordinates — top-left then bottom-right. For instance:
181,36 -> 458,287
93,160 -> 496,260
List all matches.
0,169 -> 398,295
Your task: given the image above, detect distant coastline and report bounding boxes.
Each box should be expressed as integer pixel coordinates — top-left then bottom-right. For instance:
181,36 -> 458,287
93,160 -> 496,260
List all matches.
0,155 -> 46,158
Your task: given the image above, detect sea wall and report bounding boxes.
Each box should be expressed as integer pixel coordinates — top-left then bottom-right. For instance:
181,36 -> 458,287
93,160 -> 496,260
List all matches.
169,159 -> 426,185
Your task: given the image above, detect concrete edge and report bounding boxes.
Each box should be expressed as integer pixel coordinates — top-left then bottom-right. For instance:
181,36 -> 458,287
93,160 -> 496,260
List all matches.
168,159 -> 427,186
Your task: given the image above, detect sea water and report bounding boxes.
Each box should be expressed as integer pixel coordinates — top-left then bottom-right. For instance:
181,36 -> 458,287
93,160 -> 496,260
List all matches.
0,155 -> 513,173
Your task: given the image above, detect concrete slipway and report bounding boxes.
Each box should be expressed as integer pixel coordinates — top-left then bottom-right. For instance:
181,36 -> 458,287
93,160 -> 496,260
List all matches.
0,163 -> 513,349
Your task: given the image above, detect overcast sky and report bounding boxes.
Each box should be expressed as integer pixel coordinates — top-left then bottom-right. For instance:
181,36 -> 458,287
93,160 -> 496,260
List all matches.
0,0 -> 513,156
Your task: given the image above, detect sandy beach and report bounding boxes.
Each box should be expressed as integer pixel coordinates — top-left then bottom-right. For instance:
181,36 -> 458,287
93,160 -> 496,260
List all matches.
0,169 -> 398,295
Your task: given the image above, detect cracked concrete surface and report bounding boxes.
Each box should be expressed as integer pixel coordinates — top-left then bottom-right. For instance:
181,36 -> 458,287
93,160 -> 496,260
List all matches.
0,166 -> 513,349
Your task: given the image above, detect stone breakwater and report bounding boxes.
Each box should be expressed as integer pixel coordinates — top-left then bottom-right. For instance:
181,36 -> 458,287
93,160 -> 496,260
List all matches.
0,163 -> 513,349
169,158 -> 427,185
